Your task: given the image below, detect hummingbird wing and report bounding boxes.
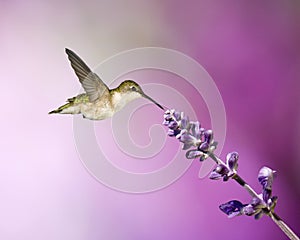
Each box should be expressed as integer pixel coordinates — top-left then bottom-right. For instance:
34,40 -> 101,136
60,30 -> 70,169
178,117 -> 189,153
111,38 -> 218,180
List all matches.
65,48 -> 109,102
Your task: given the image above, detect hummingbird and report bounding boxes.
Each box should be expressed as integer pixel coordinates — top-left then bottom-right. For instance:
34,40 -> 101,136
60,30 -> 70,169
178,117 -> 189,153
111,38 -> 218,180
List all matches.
49,48 -> 164,120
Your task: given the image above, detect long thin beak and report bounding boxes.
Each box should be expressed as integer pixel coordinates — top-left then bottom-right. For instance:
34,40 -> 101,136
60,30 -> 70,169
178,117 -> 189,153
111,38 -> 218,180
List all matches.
141,93 -> 164,110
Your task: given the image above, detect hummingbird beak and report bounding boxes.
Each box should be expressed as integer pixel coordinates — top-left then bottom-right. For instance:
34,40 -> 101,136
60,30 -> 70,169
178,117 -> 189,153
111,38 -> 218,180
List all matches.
141,93 -> 164,110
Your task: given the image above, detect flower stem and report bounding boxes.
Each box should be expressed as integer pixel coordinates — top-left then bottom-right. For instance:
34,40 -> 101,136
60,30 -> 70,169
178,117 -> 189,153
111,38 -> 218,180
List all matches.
232,175 -> 259,199
210,153 -> 260,198
269,212 -> 300,240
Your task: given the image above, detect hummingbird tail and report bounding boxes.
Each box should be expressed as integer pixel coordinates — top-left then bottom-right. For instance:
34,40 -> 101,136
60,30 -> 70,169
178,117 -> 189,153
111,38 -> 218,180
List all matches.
48,102 -> 72,114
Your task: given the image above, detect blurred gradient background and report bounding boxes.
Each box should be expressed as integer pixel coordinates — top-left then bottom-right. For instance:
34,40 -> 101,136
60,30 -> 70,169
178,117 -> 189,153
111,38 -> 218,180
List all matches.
1,0 -> 299,239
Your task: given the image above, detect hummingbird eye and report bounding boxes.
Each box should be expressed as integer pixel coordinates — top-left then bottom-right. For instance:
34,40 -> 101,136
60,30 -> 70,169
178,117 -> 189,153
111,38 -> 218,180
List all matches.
130,86 -> 137,91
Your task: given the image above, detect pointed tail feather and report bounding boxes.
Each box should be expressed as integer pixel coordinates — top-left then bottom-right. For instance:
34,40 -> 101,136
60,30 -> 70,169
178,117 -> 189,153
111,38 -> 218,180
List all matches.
48,102 -> 72,114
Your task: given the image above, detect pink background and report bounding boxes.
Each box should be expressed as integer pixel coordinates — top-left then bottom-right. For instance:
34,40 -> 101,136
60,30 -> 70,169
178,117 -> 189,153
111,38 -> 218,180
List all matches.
1,1 -> 299,239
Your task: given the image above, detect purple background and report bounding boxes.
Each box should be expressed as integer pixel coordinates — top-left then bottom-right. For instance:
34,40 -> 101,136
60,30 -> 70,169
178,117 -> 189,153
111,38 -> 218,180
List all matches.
1,1 -> 299,239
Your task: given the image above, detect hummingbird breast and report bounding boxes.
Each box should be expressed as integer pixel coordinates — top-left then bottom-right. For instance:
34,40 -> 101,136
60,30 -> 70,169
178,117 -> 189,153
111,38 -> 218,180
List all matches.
110,91 -> 141,113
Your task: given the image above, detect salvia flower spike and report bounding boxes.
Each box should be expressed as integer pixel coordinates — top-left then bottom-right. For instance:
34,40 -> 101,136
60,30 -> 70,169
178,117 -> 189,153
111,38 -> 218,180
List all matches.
163,109 -> 299,240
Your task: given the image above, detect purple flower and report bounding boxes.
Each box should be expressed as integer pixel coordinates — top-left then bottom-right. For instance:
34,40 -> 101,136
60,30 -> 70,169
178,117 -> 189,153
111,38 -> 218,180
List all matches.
258,167 -> 276,202
242,196 -> 266,219
168,121 -> 178,130
219,166 -> 278,220
186,150 -> 204,159
180,115 -> 190,130
209,152 -> 239,181
241,194 -> 278,220
226,151 -> 239,171
179,132 -> 199,150
163,110 -> 183,138
163,109 -> 217,160
219,200 -> 245,218
167,128 -> 181,137
190,121 -> 202,139
209,164 -> 230,180
173,110 -> 182,121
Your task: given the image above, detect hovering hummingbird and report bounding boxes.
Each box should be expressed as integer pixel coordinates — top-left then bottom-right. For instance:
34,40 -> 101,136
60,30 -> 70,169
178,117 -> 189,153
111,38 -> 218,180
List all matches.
49,48 -> 164,120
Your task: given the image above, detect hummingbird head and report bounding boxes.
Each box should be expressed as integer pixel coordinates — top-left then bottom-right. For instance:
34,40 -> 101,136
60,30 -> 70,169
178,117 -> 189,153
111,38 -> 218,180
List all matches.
115,80 -> 164,110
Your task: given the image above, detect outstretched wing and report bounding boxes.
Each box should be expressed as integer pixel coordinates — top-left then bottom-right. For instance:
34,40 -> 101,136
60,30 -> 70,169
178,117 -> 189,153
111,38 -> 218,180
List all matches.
65,48 -> 109,102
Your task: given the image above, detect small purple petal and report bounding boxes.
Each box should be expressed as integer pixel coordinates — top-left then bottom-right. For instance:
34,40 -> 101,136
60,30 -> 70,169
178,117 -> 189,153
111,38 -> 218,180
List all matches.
180,116 -> 190,129
168,121 -> 178,129
163,120 -> 170,126
204,130 -> 214,144
209,171 -> 223,180
175,129 -> 187,139
180,133 -> 198,150
186,150 -> 204,159
258,167 -> 276,191
242,204 -> 255,216
163,111 -> 172,121
258,167 -> 275,203
219,200 -> 244,217
173,111 -> 181,121
228,211 -> 242,218
226,152 -> 239,171
210,164 -> 230,180
167,129 -> 175,137
163,113 -> 171,119
167,129 -> 181,137
199,142 -> 209,152
190,121 -> 202,139
182,142 -> 194,150
179,132 -> 192,142
250,196 -> 263,207
268,196 -> 278,210
214,164 -> 229,175
263,189 -> 272,203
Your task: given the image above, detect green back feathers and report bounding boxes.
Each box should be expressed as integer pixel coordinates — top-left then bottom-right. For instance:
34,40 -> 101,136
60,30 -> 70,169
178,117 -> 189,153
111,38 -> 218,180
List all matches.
48,102 -> 71,114
68,94 -> 90,104
49,94 -> 89,114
